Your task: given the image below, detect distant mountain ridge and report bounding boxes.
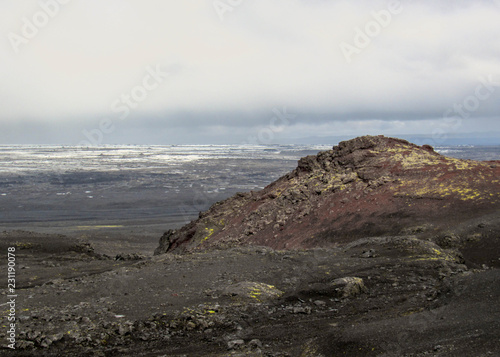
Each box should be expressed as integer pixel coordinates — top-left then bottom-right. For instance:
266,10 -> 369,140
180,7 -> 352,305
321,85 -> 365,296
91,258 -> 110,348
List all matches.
155,135 -> 500,255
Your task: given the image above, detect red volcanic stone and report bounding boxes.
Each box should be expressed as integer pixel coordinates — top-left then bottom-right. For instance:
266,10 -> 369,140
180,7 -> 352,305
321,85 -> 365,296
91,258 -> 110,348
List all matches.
155,136 -> 500,254
421,144 -> 435,153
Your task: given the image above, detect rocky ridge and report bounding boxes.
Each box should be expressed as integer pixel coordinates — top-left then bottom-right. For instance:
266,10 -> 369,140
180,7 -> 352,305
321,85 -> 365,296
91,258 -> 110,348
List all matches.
155,135 -> 500,256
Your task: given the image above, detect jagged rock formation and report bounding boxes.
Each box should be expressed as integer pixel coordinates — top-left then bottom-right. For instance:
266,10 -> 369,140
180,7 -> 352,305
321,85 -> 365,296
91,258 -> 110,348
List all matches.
155,135 -> 500,255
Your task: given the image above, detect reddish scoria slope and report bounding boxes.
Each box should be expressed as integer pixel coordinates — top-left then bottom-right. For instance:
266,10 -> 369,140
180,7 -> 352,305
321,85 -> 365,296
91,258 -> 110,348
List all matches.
155,135 -> 500,254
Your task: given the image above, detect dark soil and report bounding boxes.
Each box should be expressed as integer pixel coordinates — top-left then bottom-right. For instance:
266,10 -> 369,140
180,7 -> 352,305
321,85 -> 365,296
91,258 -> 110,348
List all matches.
1,221 -> 499,356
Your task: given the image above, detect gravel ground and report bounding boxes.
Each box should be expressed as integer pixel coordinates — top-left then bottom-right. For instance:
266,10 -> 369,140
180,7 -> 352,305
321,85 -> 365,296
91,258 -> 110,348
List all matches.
0,226 -> 499,356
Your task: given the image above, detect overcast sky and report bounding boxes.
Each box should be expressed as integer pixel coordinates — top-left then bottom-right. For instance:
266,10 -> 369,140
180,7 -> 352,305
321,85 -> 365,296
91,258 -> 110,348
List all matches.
1,0 -> 499,145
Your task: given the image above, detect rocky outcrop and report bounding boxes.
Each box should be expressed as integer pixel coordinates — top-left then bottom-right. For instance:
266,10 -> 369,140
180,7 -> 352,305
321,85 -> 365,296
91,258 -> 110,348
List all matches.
155,135 -> 500,254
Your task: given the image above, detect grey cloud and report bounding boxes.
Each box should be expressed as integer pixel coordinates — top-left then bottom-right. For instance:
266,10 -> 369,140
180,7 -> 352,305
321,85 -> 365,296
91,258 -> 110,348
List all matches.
0,0 -> 499,144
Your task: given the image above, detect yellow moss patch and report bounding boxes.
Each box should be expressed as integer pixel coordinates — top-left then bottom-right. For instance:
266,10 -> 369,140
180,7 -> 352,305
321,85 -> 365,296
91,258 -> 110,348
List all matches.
14,242 -> 34,249
394,176 -> 492,202
224,282 -> 283,302
76,225 -> 124,229
383,146 -> 443,169
203,228 -> 215,241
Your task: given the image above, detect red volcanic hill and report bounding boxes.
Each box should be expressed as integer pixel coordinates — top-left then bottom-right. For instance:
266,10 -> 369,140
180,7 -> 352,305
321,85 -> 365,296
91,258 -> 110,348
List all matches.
155,136 -> 500,255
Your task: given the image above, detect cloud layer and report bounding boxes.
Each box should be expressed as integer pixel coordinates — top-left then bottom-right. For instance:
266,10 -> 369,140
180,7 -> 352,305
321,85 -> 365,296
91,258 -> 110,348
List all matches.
1,0 -> 499,144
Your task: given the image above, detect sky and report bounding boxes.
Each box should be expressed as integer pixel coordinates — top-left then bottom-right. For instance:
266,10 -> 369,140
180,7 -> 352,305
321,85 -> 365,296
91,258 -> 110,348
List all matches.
1,0 -> 499,145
